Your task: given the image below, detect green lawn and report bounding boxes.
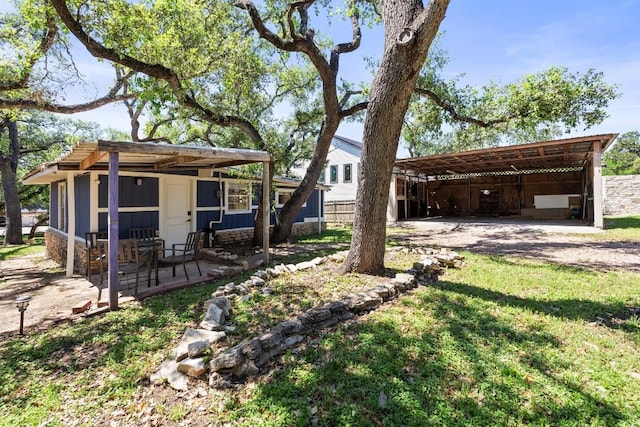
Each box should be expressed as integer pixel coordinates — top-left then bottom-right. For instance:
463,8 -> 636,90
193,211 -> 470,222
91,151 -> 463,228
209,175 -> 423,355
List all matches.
1,219 -> 639,426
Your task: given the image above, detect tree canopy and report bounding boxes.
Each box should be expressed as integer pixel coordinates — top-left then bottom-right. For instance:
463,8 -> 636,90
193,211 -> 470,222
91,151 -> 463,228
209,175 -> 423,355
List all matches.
603,131 -> 640,175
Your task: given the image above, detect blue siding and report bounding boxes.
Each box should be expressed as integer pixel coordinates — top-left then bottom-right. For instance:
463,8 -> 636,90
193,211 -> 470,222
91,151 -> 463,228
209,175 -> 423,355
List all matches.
50,182 -> 59,230
99,212 -> 159,239
197,181 -> 221,208
215,212 -> 255,230
74,174 -> 91,238
98,175 -> 159,208
196,210 -> 222,231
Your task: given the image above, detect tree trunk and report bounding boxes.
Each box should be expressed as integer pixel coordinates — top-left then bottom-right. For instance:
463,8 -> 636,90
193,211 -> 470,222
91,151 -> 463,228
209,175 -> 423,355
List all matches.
0,119 -> 24,245
271,121 -> 339,243
342,0 -> 449,274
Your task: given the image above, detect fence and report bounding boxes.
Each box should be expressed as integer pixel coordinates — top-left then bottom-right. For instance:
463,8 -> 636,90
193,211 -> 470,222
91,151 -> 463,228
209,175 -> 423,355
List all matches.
324,200 -> 356,223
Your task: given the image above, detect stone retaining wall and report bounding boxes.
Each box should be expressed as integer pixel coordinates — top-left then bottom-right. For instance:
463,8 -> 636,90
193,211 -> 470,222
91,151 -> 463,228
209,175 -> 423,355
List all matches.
603,175 -> 640,216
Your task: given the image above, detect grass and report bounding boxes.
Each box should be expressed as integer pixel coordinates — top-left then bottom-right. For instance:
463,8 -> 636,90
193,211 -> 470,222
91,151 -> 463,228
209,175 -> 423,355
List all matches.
0,238 -> 45,261
601,215 -> 640,241
1,218 -> 639,425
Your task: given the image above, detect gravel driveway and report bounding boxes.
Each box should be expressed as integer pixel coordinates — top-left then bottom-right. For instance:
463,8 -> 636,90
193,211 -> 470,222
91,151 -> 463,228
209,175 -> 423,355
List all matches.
391,217 -> 639,272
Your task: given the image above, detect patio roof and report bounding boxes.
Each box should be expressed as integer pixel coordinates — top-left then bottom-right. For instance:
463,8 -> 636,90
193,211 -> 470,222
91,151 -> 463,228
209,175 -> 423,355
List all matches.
394,134 -> 618,178
23,140 -> 272,184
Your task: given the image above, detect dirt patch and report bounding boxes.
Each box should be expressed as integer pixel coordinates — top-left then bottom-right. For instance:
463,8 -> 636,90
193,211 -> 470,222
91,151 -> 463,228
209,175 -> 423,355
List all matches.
390,218 -> 640,273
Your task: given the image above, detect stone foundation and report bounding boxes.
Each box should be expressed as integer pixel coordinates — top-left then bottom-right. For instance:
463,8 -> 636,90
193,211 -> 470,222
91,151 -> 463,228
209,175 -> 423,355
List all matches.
45,229 -> 96,276
45,222 -> 327,275
214,222 -> 326,245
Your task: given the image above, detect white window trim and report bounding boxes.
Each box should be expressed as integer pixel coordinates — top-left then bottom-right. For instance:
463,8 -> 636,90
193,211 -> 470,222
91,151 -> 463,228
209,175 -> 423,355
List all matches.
225,181 -> 252,214
58,182 -> 67,232
276,189 -> 307,208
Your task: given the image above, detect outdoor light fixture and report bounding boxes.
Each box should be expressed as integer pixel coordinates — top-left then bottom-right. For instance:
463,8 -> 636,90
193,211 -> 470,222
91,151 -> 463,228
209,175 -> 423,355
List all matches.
15,295 -> 31,335
135,178 -> 143,186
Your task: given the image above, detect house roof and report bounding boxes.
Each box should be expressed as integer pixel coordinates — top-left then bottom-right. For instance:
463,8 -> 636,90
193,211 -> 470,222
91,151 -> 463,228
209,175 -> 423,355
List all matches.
394,134 -> 617,178
22,140 -> 272,184
333,135 -> 362,150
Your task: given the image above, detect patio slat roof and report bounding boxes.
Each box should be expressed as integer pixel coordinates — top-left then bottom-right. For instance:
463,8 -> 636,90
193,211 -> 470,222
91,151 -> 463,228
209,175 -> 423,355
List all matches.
22,140 -> 272,184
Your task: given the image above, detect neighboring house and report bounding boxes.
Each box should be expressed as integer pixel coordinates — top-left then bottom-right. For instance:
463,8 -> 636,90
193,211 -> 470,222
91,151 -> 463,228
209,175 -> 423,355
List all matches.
292,135 -> 362,222
22,141 -> 328,275
21,207 -> 48,226
292,135 -> 362,203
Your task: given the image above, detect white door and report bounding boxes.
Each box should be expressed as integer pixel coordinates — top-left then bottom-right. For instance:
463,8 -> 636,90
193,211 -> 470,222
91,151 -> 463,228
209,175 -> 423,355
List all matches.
163,177 -> 192,248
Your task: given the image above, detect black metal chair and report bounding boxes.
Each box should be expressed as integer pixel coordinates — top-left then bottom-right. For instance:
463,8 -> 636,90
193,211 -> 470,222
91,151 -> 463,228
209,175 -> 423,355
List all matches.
159,231 -> 202,280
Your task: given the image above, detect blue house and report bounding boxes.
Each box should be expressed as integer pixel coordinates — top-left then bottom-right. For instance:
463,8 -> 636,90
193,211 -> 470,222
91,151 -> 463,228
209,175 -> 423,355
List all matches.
22,140 -> 327,286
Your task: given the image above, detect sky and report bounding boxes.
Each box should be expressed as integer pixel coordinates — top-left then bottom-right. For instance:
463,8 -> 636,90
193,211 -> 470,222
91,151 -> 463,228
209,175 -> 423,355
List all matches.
4,1 -> 640,152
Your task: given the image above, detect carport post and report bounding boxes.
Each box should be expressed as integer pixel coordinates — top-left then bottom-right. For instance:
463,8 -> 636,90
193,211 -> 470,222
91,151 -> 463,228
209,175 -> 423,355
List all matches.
592,140 -> 604,228
262,160 -> 270,266
108,152 -> 120,310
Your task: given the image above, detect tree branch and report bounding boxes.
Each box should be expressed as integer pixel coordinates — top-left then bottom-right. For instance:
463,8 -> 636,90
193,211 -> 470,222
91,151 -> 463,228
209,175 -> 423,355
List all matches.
340,101 -> 368,118
0,14 -> 58,91
0,94 -> 135,114
49,0 -> 264,144
414,86 -> 518,127
330,7 -> 361,73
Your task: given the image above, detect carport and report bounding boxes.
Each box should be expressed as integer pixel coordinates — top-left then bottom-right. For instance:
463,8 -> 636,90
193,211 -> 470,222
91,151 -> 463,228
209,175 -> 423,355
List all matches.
390,134 -> 617,228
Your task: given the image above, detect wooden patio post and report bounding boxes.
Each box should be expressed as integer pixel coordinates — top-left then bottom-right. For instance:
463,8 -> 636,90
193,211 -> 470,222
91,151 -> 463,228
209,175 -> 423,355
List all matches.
592,140 -> 604,228
262,160 -> 270,266
108,152 -> 120,310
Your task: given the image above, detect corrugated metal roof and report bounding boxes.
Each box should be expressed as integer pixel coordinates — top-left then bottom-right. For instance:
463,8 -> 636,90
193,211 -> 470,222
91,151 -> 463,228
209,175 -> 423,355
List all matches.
394,134 -> 617,178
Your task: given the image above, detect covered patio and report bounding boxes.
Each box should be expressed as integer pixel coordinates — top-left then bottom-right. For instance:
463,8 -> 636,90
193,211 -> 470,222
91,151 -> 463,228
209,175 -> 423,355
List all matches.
23,140 -> 272,310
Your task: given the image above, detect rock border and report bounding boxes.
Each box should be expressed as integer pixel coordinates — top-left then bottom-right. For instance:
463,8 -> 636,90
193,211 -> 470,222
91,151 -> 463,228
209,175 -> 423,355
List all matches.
151,247 -> 464,390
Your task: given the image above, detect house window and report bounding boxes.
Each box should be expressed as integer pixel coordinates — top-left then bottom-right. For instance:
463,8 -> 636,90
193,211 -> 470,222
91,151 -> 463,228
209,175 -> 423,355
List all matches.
330,165 -> 338,183
58,182 -> 67,232
227,182 -> 251,213
343,164 -> 352,183
318,167 -> 326,184
276,189 -> 306,208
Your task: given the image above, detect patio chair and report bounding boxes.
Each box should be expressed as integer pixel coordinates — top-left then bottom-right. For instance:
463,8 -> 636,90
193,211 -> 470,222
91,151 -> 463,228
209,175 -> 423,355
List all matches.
159,231 -> 202,280
96,238 -> 154,300
85,231 -> 107,284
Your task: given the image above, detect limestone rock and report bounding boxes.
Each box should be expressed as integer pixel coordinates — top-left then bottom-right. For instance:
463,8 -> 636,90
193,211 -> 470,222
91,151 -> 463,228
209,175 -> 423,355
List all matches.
178,357 -> 207,378
209,372 -> 231,389
251,276 -> 266,287
187,340 -> 210,358
174,328 -> 226,361
210,346 -> 244,372
253,270 -> 268,280
150,360 -> 188,391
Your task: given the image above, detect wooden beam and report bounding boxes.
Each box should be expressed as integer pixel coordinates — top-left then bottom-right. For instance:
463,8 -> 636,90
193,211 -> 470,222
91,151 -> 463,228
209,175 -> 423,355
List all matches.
79,149 -> 107,170
97,140 -> 271,162
154,155 -> 200,169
